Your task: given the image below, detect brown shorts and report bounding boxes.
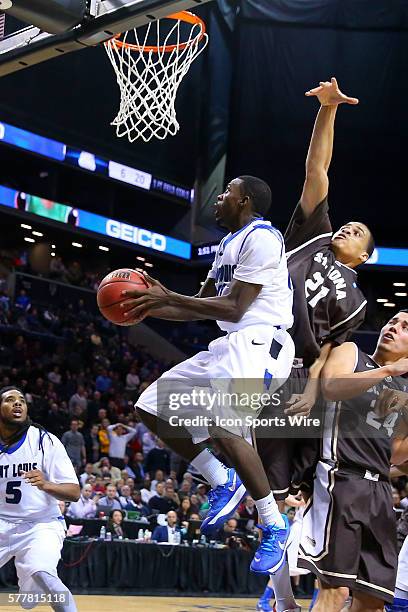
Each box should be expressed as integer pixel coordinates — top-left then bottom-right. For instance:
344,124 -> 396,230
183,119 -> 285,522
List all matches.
298,461 -> 397,604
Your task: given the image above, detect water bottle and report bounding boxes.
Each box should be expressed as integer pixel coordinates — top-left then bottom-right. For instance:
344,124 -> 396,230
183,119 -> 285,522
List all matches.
174,530 -> 181,545
106,531 -> 112,542
200,534 -> 206,546
137,528 -> 144,541
99,526 -> 106,540
144,529 -> 151,541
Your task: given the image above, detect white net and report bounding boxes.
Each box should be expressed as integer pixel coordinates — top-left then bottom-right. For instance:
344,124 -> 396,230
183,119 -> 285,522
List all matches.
104,13 -> 208,143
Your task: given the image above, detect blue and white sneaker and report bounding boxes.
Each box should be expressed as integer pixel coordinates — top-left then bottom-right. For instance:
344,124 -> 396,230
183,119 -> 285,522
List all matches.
200,468 -> 246,535
250,514 -> 290,574
256,598 -> 273,611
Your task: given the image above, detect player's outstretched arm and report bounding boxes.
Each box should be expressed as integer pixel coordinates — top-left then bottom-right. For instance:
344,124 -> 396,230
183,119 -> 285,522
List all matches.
321,343 -> 408,401
21,469 -> 80,501
300,77 -> 359,218
121,274 -> 261,323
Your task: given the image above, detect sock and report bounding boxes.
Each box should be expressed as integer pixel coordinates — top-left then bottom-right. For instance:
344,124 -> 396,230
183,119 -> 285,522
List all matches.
260,583 -> 274,602
255,492 -> 285,528
32,571 -> 77,612
270,561 -> 297,612
190,448 -> 228,488
309,588 -> 319,611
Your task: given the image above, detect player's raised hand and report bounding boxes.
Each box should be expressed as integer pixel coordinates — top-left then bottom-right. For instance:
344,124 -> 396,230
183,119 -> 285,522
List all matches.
21,469 -> 48,491
121,271 -> 170,319
305,77 -> 359,107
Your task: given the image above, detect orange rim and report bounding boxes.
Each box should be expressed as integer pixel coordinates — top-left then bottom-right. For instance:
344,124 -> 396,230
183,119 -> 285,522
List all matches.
106,11 -> 206,53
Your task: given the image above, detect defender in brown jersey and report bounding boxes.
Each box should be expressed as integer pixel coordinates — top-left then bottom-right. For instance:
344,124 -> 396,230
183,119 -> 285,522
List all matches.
256,78 -> 375,612
299,310 -> 408,612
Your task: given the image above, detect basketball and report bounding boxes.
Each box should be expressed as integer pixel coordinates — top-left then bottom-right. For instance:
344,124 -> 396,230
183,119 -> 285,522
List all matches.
97,268 -> 149,326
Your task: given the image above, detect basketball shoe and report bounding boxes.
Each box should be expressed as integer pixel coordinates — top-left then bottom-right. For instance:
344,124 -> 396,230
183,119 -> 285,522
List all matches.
200,467 -> 246,535
250,515 -> 290,574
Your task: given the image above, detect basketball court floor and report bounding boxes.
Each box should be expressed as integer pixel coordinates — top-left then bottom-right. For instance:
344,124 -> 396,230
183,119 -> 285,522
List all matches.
0,595 -> 311,611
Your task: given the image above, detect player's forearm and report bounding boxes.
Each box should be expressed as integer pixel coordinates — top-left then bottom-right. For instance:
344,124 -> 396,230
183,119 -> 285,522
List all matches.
151,292 -> 242,323
43,482 -> 80,502
306,105 -> 338,174
322,367 -> 392,401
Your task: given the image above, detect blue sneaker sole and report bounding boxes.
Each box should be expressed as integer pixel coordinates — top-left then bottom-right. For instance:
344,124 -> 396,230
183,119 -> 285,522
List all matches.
200,483 -> 246,535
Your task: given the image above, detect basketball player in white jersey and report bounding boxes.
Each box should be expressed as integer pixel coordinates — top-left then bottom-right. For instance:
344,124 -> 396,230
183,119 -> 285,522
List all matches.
0,386 -> 80,611
121,175 -> 295,573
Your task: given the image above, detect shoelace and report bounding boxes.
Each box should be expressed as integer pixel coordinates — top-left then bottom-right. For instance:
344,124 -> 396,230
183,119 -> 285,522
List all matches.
256,524 -> 280,554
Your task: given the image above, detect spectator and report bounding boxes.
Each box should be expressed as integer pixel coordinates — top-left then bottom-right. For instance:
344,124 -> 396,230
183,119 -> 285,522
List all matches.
49,255 -> 67,280
238,495 -> 258,524
125,366 -> 140,391
93,457 -> 122,484
151,469 -> 165,493
107,423 -> 137,469
95,368 -> 112,393
124,453 -> 145,483
140,478 -> 155,506
66,484 -> 98,519
144,439 -> 170,477
98,418 -> 110,457
148,482 -> 178,514
68,385 -> 88,413
84,424 -> 100,463
152,510 -> 181,543
15,289 -> 31,311
177,497 -> 192,524
79,463 -> 95,487
47,365 -> 62,386
118,484 -> 133,508
142,431 -> 156,456
97,484 -> 122,511
106,510 -> 128,539
87,391 -> 102,424
123,490 -> 150,518
164,483 -> 180,508
196,483 -> 208,506
61,419 -> 86,471
178,480 -> 192,501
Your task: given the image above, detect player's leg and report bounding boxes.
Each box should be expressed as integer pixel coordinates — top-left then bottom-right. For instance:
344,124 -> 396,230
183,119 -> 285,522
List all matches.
348,592 -> 384,612
14,521 -> 76,612
312,583 -> 349,611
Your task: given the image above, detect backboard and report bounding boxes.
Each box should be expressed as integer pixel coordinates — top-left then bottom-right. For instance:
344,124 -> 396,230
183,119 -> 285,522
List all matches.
0,0 -> 212,77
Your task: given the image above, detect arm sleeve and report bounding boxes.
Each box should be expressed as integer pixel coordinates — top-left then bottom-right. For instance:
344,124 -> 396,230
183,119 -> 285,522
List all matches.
42,434 -> 79,485
233,228 -> 283,285
285,198 -> 332,252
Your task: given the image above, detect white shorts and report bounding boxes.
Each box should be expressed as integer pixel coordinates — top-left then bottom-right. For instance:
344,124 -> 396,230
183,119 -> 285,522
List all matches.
137,325 -> 295,443
0,518 -> 65,591
397,536 -> 408,592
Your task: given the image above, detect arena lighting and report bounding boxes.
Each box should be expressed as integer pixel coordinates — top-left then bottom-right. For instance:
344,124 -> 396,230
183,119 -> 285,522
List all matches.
72,242 -> 82,248
98,245 -> 109,252
395,292 -> 408,297
145,262 -> 153,268
32,230 -> 43,236
51,252 -> 56,256
384,302 -> 396,307
136,256 -> 145,261
21,223 -> 31,229
393,282 -> 406,287
376,298 -> 388,303
51,244 -> 56,249
24,237 -> 35,243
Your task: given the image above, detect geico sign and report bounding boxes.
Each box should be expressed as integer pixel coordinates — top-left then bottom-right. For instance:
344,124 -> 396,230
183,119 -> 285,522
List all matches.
106,220 -> 166,252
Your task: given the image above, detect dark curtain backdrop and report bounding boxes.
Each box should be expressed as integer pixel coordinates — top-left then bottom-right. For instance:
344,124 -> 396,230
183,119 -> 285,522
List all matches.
227,1 -> 408,244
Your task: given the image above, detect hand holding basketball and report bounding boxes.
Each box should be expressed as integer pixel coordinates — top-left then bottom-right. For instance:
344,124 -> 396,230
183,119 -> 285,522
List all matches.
305,77 -> 359,107
97,268 -> 151,326
120,272 -> 170,320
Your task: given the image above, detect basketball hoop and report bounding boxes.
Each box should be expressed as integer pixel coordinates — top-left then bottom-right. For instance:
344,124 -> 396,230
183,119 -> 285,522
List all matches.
104,11 -> 208,143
